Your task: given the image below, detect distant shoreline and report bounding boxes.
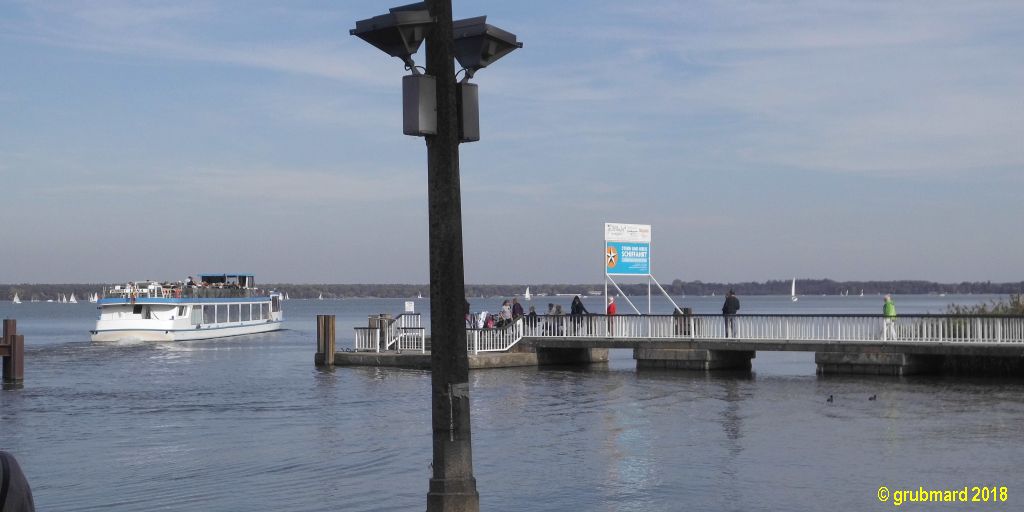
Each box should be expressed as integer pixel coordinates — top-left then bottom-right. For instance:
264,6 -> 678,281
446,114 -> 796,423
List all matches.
3,280 -> 1022,301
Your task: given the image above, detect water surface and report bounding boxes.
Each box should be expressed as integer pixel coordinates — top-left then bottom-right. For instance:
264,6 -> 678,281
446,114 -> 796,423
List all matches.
1,295 -> 1021,511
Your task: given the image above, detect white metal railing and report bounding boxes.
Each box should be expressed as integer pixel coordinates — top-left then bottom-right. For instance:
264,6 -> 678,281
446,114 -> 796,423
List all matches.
353,313 -> 426,353
354,327 -> 380,351
104,284 -> 176,299
520,314 -> 1024,345
467,317 -> 525,354
354,314 -> 1024,353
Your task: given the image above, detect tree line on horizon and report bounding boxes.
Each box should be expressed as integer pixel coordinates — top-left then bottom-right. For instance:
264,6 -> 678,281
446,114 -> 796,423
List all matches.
4,279 -> 1024,301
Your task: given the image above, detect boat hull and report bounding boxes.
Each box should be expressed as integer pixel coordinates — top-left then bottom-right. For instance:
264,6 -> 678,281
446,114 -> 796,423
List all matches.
91,321 -> 282,342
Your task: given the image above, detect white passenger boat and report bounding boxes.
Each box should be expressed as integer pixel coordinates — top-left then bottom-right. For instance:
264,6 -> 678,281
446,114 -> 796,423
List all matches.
91,273 -> 283,342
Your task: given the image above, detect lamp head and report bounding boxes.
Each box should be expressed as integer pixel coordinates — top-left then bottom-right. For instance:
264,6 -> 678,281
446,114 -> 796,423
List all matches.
452,16 -> 523,79
350,2 -> 434,71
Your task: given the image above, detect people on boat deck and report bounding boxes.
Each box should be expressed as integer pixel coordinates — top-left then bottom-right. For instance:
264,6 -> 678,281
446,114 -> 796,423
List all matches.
187,276 -> 196,287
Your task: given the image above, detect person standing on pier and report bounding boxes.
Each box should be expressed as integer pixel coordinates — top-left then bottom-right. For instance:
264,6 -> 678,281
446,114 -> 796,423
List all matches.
883,294 -> 897,340
606,296 -> 617,336
722,290 -> 740,337
511,297 -> 524,320
570,295 -> 589,335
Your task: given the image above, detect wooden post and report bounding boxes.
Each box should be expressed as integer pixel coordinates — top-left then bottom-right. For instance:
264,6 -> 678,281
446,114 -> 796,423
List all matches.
315,315 -> 335,366
2,319 -> 24,384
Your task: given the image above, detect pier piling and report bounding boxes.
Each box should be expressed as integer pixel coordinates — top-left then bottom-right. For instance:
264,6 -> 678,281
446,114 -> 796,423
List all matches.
315,315 -> 336,366
2,319 -> 25,385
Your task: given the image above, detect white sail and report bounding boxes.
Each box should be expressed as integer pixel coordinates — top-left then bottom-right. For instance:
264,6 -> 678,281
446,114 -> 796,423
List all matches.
524,287 -> 531,300
69,293 -> 78,304
318,293 -> 323,300
60,294 -> 66,303
791,279 -> 798,302
89,293 -> 98,303
12,293 -> 20,304
417,291 -> 423,299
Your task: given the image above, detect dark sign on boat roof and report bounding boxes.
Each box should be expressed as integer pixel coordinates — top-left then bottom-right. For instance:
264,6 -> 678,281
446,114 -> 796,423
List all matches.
199,274 -> 255,287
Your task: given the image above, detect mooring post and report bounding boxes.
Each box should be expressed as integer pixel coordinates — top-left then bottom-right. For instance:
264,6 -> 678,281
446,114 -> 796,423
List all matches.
315,315 -> 336,366
2,319 -> 24,384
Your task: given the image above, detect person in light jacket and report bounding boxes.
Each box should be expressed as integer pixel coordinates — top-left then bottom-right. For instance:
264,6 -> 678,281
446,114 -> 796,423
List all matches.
882,294 -> 897,340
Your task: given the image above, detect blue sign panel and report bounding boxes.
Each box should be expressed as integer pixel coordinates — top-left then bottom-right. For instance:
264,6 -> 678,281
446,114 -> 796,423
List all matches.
605,241 -> 650,276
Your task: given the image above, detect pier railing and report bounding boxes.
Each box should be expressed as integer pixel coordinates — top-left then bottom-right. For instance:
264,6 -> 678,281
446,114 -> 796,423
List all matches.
354,313 -> 426,352
468,318 -> 525,354
522,314 -> 1024,345
352,313 -> 1024,353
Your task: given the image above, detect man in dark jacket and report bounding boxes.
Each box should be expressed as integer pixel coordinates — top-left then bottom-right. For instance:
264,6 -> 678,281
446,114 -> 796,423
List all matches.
722,290 -> 740,337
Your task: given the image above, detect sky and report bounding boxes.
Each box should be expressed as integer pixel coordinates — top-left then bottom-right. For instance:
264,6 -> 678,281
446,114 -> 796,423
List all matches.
1,0 -> 1022,285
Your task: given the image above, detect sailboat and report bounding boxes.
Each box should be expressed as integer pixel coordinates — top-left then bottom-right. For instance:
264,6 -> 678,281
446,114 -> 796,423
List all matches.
89,293 -> 98,303
318,292 -> 323,300
284,292 -> 290,300
12,293 -> 20,304
524,287 -> 532,301
417,291 -> 423,299
790,279 -> 798,302
69,293 -> 78,304
859,289 -> 864,297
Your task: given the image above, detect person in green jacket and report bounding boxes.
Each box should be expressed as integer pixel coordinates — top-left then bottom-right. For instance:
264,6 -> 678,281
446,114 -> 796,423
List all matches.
882,294 -> 897,340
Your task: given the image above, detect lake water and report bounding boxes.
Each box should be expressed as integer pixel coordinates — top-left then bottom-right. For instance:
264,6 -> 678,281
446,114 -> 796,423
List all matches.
2,294 -> 1023,511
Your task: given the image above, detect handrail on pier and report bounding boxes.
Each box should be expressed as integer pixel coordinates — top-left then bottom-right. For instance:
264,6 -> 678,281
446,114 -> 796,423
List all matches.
351,313 -> 1024,354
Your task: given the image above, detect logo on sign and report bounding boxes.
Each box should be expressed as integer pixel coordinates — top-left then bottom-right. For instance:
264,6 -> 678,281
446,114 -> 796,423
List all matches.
606,246 -> 619,268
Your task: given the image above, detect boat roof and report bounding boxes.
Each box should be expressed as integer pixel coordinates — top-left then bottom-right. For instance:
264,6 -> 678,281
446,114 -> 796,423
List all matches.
198,273 -> 254,278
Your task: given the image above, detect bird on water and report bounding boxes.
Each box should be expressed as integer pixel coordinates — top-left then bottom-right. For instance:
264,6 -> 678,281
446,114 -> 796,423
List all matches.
826,395 -> 834,403
869,394 -> 877,401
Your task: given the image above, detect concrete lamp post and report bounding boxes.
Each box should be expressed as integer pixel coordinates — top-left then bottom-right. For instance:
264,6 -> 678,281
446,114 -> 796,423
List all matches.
350,2 -> 522,511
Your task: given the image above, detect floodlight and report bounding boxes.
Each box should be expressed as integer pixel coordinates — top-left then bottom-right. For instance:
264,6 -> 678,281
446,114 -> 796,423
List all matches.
350,2 -> 434,72
452,16 -> 523,79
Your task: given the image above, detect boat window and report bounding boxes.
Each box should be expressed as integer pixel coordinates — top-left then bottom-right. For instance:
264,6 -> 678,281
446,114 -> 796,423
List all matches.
272,296 -> 280,313
177,306 -> 187,317
241,304 -> 251,321
203,305 -> 215,324
252,304 -> 262,321
229,304 -> 240,322
216,305 -> 227,323
133,305 -> 143,315
262,303 -> 270,319
143,307 -> 151,320
192,307 -> 203,325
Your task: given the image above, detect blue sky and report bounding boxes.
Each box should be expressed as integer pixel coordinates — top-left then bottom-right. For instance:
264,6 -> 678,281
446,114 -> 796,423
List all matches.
1,0 -> 1022,284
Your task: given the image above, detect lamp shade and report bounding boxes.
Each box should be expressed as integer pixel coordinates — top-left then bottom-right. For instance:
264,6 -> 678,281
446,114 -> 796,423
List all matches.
350,3 -> 434,66
452,16 -> 523,76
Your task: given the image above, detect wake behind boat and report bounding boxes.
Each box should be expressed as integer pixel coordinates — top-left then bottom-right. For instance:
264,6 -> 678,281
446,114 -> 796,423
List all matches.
91,273 -> 283,342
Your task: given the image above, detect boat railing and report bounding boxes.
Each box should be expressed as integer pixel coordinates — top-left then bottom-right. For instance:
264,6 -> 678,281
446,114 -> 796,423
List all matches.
102,285 -> 269,300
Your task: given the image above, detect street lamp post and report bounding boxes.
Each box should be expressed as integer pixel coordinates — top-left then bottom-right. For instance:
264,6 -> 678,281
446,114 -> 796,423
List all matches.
422,1 -> 478,511
350,2 -> 520,510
